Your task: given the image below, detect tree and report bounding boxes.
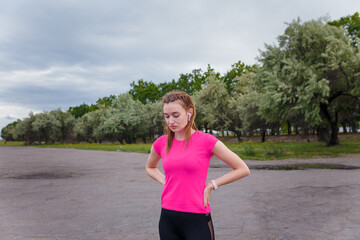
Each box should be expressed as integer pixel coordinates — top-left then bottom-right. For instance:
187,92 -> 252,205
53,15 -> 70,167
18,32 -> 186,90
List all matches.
100,93 -> 146,144
328,12 -> 360,48
229,72 -> 277,142
222,60 -> 255,93
175,67 -> 209,95
143,100 -> 164,140
96,95 -> 117,108
129,79 -> 162,103
257,18 -> 360,146
129,67 -> 210,103
15,112 -> 37,144
193,75 -> 231,135
68,103 -> 93,119
50,109 -> 76,143
73,106 -> 107,143
1,120 -> 21,143
32,111 -> 62,144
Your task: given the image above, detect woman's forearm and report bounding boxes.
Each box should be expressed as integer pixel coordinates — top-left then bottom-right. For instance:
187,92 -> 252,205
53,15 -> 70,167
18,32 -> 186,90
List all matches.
210,141 -> 250,190
212,166 -> 250,189
146,167 -> 165,185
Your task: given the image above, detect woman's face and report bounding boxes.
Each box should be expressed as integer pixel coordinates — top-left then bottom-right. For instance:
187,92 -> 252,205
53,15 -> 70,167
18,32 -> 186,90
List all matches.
163,101 -> 192,133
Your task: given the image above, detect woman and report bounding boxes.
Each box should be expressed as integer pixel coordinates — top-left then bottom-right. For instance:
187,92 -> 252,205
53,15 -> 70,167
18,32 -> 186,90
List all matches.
146,91 -> 250,240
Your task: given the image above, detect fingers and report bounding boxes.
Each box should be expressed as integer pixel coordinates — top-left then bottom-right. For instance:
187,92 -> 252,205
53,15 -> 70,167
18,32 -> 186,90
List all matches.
203,192 -> 207,208
203,189 -> 210,208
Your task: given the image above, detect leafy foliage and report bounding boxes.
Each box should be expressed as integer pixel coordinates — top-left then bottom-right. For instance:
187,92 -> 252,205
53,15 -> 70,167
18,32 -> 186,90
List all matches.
256,18 -> 360,145
3,14 -> 360,146
193,75 -> 231,134
328,12 -> 360,47
1,120 -> 21,142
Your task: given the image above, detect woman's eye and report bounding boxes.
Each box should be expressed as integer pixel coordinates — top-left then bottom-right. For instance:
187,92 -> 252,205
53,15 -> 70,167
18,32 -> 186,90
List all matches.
174,115 -> 179,118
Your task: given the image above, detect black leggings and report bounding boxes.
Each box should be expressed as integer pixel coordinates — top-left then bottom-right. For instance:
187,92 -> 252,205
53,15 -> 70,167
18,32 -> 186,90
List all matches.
159,208 -> 215,240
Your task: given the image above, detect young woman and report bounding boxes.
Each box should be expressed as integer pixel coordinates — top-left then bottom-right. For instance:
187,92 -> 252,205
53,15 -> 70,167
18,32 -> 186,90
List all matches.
145,91 -> 250,240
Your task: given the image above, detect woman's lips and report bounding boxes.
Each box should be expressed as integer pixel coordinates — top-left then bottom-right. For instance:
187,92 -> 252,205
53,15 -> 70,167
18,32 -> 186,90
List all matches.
170,125 -> 176,129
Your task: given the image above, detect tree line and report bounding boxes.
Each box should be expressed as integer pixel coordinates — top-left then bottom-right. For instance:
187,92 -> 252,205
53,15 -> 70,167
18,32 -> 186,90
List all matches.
2,13 -> 360,146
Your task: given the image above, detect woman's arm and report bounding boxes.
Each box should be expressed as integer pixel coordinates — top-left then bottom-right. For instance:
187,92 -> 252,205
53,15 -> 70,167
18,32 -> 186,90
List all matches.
210,140 -> 250,187
145,146 -> 165,186
203,140 -> 250,207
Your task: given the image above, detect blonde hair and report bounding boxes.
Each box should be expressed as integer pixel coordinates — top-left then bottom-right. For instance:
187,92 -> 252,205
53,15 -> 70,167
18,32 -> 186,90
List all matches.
162,91 -> 198,153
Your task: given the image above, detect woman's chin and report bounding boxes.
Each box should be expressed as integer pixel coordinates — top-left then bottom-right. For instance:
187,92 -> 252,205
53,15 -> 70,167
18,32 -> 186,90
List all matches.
170,127 -> 185,133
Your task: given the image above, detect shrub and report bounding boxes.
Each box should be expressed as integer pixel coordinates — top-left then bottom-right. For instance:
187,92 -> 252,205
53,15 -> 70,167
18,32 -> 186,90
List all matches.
243,142 -> 255,156
263,143 -> 284,157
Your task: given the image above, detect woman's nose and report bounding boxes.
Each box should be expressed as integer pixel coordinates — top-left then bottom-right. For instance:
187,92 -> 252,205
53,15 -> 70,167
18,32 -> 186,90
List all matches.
168,117 -> 175,123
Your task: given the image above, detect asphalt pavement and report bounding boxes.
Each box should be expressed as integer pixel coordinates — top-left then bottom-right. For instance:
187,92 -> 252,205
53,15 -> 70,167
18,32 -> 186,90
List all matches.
0,146 -> 359,240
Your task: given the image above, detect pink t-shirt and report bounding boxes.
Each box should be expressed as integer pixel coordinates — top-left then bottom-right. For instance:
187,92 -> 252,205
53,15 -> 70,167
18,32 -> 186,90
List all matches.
153,130 -> 219,213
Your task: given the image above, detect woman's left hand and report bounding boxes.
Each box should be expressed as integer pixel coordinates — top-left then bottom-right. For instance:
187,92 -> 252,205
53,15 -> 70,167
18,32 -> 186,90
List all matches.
203,182 -> 214,209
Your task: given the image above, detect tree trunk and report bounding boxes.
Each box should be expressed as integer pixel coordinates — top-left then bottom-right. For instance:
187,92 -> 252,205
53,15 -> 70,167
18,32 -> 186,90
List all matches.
117,136 -> 124,144
243,130 -> 247,137
320,103 -> 340,146
295,126 -> 299,135
287,121 -> 291,135
303,127 -> 309,135
350,118 -> 358,133
341,122 -> 347,133
317,126 -> 329,143
327,113 -> 340,146
261,128 -> 266,143
270,128 -> 275,136
234,131 -> 242,142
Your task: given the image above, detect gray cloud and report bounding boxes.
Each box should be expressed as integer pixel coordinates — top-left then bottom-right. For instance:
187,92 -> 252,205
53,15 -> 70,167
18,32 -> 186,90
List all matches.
0,0 -> 359,133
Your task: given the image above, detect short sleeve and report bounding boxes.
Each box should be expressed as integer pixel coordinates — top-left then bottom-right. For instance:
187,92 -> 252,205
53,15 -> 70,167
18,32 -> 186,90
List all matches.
153,135 -> 166,156
205,133 -> 219,155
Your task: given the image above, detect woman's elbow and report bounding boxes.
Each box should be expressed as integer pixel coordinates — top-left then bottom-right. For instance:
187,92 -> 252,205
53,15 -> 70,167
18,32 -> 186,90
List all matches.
244,167 -> 250,177
145,166 -> 151,176
238,165 -> 250,178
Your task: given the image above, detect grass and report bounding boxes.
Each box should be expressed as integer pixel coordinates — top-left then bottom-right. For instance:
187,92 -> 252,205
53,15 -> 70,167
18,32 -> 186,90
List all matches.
0,141 -> 153,154
1,139 -> 360,160
223,140 -> 360,160
31,143 -> 153,153
252,164 -> 359,170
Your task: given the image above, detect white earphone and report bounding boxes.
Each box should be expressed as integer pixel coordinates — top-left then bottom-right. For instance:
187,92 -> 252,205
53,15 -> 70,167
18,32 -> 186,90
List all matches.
188,113 -> 191,122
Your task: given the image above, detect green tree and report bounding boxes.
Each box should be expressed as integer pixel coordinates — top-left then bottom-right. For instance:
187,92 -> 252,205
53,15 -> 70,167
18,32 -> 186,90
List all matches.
129,67 -> 210,103
32,111 -> 61,144
257,18 -> 360,146
100,93 -> 146,144
15,112 -> 37,144
222,60 -> 255,93
175,68 -> 208,95
1,120 -> 21,143
143,100 -> 164,140
96,95 -> 117,107
328,12 -> 360,47
193,75 -> 231,135
231,72 -> 280,142
50,109 -> 76,143
73,106 -> 107,143
68,103 -> 93,119
129,79 -> 162,103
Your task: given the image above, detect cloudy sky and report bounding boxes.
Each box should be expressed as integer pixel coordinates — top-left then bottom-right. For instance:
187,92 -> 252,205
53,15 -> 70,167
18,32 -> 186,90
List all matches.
0,0 -> 359,133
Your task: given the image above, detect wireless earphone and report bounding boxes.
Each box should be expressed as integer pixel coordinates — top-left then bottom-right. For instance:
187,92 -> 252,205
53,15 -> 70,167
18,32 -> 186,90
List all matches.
188,113 -> 191,122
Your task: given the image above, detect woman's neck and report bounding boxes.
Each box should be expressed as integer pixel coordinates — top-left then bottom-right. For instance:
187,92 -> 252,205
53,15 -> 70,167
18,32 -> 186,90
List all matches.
174,128 -> 195,141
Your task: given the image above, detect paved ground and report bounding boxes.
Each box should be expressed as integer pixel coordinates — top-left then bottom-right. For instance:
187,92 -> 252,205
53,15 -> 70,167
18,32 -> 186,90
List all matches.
0,146 -> 359,240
